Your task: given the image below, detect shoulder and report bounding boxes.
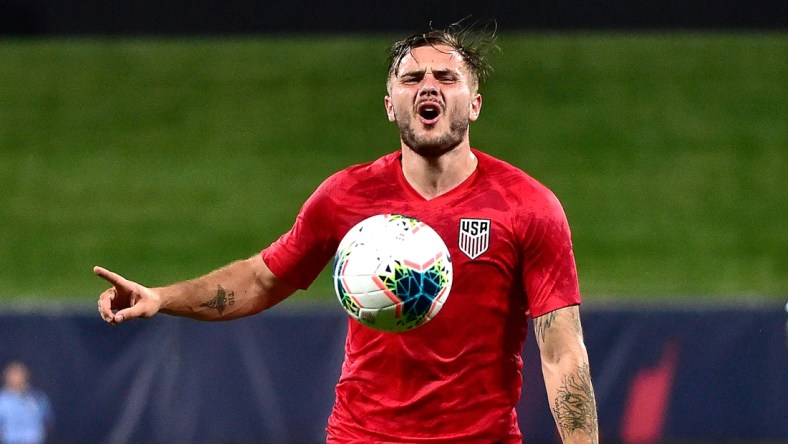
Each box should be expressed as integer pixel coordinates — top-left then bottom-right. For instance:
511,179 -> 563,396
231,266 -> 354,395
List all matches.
0,390 -> 15,409
474,149 -> 564,215
320,151 -> 398,190
297,151 -> 399,220
308,151 -> 399,208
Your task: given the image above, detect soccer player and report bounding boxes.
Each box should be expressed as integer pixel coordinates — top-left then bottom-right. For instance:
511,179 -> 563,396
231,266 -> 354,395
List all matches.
96,23 -> 599,443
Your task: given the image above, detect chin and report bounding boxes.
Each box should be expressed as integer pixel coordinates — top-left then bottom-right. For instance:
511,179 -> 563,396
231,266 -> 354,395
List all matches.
398,117 -> 469,158
406,141 -> 459,158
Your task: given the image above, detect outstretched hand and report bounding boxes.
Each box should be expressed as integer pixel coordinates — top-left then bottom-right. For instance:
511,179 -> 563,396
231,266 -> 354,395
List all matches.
94,266 -> 162,325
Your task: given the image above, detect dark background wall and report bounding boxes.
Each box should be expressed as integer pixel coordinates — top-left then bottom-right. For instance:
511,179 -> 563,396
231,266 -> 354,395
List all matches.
1,306 -> 786,443
1,0 -> 786,36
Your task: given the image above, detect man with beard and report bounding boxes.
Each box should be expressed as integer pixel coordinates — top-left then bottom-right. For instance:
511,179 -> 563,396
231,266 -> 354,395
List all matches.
96,24 -> 598,444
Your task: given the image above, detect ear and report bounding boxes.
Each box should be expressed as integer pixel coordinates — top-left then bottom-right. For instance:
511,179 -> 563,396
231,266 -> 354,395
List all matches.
384,95 -> 396,122
468,93 -> 482,122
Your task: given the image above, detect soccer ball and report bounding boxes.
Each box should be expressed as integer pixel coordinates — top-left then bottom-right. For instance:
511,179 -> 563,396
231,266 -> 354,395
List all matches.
333,214 -> 453,332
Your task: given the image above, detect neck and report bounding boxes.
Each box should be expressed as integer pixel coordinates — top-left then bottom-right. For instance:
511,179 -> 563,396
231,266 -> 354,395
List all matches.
400,144 -> 477,200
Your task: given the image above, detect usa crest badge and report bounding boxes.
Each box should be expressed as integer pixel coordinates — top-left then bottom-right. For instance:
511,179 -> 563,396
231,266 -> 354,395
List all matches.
458,218 -> 491,260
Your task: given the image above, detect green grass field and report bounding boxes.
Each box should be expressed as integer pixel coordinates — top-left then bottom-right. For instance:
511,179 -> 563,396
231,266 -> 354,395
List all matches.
0,33 -> 785,304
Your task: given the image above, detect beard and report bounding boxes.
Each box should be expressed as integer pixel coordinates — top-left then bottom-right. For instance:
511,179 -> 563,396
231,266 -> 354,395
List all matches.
395,108 -> 470,158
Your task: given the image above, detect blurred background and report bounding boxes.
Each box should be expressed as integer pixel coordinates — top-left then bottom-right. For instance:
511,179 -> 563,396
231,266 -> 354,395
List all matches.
0,1 -> 785,442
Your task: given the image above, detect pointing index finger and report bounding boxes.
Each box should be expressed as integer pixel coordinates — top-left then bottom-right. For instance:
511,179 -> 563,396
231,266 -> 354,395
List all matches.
93,266 -> 127,287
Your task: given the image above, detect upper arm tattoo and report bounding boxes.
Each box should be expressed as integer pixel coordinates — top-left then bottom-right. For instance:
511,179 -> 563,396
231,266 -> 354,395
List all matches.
200,284 -> 235,316
553,363 -> 598,440
533,310 -> 558,344
533,306 -> 582,344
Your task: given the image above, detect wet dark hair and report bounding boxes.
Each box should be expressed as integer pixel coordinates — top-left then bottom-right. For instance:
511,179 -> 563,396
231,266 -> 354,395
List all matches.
386,19 -> 498,90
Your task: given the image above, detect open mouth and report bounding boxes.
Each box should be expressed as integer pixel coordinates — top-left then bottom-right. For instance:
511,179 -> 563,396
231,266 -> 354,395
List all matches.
417,102 -> 441,124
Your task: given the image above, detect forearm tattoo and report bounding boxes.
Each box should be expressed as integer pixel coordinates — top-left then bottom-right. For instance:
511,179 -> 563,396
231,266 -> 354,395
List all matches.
553,363 -> 599,440
200,284 -> 235,315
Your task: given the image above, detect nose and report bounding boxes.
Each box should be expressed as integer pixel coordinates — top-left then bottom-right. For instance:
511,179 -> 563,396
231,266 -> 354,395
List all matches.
418,75 -> 439,97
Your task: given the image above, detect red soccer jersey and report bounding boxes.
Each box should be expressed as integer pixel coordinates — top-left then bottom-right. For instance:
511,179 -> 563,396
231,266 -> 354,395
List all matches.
262,149 -> 581,443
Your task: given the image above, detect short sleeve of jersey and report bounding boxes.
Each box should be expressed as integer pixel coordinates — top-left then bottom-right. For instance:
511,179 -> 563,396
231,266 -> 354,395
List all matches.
519,189 -> 581,318
261,178 -> 337,290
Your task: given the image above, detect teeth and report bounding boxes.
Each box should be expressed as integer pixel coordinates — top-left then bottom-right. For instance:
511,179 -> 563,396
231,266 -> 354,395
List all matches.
418,103 -> 440,120
420,106 -> 437,114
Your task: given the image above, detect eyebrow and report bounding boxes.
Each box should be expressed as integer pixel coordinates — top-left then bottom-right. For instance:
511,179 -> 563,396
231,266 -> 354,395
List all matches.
397,68 -> 460,79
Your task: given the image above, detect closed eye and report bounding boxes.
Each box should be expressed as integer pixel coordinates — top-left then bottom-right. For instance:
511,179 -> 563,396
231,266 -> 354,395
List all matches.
432,69 -> 460,83
434,73 -> 458,83
398,69 -> 461,85
399,72 -> 423,84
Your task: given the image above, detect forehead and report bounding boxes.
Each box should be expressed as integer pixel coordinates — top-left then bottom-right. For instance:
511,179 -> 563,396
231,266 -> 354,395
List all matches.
5,365 -> 26,376
394,44 -> 467,75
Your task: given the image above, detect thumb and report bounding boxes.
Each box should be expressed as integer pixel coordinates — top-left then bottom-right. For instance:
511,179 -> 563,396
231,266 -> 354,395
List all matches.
113,299 -> 156,324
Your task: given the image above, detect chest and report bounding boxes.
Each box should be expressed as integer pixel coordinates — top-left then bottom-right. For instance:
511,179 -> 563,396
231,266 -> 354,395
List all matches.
331,195 -> 525,311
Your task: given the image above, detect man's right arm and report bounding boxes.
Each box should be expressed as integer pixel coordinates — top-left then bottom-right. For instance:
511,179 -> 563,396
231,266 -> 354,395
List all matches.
96,254 -> 297,324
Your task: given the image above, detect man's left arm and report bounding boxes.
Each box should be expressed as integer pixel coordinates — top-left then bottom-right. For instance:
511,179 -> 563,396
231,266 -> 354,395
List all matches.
534,305 -> 599,444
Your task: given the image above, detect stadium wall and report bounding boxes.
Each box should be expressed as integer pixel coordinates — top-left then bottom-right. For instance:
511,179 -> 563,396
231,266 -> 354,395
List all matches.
0,0 -> 786,36
0,305 -> 785,443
